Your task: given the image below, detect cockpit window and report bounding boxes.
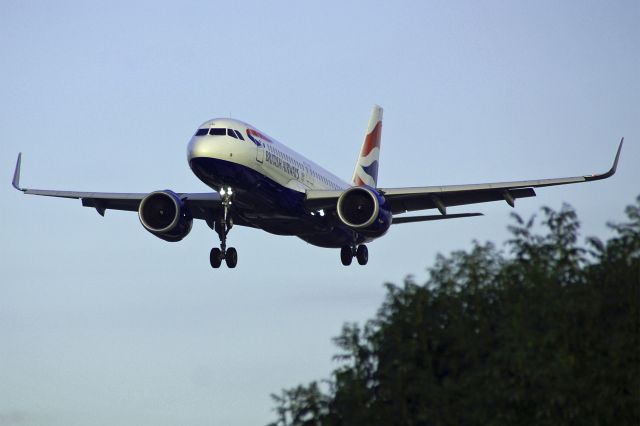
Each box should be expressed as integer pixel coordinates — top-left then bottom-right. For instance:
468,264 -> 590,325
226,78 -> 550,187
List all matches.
196,127 -> 247,139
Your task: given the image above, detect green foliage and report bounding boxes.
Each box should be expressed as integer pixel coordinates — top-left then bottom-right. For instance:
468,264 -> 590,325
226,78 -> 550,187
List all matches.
269,197 -> 640,425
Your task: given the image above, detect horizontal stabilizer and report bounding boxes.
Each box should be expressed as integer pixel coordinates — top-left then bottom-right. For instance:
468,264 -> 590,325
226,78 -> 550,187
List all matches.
392,212 -> 483,224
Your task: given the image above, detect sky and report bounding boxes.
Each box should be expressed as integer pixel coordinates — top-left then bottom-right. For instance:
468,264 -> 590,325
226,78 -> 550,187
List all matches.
1,1 -> 638,425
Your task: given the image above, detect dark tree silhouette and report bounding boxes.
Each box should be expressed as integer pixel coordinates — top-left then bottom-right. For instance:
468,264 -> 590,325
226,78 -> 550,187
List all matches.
269,197 -> 640,426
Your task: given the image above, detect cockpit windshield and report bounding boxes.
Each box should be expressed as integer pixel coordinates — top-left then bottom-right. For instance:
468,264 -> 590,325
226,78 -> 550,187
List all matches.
194,127 -> 245,139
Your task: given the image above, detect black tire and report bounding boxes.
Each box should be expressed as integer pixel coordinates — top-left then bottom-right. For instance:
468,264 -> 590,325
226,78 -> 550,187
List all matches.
210,248 -> 222,268
225,247 -> 238,268
340,246 -> 353,266
356,245 -> 368,265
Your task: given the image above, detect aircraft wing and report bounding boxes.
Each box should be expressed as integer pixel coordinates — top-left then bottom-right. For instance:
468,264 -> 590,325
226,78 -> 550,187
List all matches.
11,153 -> 222,221
306,138 -> 624,216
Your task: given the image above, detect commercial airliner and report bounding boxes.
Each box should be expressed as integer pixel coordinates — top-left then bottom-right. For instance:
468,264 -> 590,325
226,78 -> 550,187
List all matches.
12,105 -> 624,268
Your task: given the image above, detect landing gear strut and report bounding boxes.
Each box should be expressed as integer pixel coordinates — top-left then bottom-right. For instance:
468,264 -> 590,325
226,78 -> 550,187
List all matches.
340,244 -> 368,266
210,187 -> 238,268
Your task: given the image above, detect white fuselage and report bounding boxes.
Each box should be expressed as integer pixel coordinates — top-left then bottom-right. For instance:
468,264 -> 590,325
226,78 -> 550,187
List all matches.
187,118 -> 349,194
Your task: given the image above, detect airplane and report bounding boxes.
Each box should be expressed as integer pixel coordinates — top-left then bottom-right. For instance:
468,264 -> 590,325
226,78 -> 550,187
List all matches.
12,105 -> 624,268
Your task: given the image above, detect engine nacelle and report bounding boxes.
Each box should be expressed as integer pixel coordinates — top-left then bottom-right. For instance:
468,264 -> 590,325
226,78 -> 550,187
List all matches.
138,190 -> 193,242
336,186 -> 392,237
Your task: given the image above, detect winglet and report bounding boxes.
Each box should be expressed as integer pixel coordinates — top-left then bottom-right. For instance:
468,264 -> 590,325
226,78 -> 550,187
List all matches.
12,153 -> 23,191
584,138 -> 624,182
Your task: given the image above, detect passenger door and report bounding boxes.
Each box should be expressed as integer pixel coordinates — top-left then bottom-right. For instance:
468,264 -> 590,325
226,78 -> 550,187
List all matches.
256,142 -> 265,163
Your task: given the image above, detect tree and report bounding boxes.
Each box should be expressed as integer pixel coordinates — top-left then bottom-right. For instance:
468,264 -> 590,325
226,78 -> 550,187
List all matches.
269,197 -> 640,425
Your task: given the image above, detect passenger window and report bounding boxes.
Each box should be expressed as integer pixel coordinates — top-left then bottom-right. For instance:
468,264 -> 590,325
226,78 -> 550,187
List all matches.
227,128 -> 238,139
235,130 -> 245,140
209,128 -> 225,136
195,128 -> 208,136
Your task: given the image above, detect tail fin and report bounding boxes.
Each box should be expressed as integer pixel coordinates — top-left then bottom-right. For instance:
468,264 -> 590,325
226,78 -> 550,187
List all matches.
352,105 -> 383,187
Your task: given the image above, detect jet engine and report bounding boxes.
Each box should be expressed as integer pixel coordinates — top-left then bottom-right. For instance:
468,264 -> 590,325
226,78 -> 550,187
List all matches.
138,190 -> 193,242
336,186 -> 392,237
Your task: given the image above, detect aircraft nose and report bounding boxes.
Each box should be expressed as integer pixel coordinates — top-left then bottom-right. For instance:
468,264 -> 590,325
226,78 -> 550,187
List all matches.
187,137 -> 211,161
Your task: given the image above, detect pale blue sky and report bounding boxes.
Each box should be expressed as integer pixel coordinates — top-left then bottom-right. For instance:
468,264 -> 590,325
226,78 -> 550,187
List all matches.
1,1 -> 638,425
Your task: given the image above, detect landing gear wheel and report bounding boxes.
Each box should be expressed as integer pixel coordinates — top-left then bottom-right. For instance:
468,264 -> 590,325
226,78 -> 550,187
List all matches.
356,245 -> 368,265
340,246 -> 353,266
210,248 -> 222,268
225,247 -> 238,268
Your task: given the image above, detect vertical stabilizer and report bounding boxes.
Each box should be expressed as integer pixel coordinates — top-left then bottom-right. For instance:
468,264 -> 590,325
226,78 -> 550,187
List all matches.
352,105 -> 383,187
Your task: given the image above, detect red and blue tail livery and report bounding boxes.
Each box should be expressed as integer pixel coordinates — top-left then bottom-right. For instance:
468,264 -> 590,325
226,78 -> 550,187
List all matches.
12,105 -> 624,268
352,105 -> 383,187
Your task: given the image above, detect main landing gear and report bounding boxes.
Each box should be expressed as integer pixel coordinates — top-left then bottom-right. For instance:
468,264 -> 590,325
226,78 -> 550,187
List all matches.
340,244 -> 368,266
210,187 -> 238,269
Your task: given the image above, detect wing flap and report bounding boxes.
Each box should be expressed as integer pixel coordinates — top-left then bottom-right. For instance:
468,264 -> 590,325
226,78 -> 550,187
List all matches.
386,187 -> 536,214
81,197 -> 140,216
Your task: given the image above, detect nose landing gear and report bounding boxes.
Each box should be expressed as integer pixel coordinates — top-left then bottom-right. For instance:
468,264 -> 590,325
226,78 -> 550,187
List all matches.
340,244 -> 368,266
210,187 -> 238,269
